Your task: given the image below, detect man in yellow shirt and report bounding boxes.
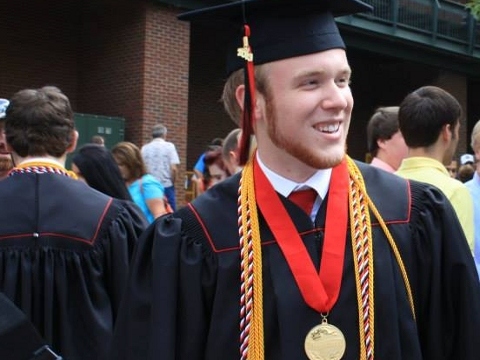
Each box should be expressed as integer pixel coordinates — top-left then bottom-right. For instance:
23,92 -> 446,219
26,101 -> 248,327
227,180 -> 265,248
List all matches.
396,86 -> 474,252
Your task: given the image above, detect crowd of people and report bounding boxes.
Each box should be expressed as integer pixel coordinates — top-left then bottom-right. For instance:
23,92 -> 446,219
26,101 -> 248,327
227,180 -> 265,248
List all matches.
1,0 -> 480,359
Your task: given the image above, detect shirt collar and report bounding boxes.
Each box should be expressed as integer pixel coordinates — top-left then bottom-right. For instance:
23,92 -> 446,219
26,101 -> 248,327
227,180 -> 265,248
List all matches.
399,156 -> 450,177
370,157 -> 395,173
256,153 -> 331,199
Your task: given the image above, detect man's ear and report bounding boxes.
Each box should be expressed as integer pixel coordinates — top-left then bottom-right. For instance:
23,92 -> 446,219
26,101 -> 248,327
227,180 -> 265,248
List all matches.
376,138 -> 387,150
66,130 -> 79,154
229,150 -> 238,166
237,84 -> 265,125
235,84 -> 245,112
474,147 -> 480,162
441,124 -> 452,142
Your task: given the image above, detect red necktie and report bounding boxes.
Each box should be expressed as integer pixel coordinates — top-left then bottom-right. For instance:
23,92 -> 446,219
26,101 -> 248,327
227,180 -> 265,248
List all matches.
288,188 -> 317,216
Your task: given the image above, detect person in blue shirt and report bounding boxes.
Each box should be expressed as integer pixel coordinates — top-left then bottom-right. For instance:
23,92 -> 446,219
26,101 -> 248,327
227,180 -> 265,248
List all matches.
465,120 -> 480,278
112,141 -> 170,223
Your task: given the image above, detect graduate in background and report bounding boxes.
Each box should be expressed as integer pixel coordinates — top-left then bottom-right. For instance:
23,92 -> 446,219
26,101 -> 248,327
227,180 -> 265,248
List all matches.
0,86 -> 144,360
110,1 -> 480,359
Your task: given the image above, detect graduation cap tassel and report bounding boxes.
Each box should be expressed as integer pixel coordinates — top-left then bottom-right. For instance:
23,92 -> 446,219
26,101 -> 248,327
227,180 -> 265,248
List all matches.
238,24 -> 255,165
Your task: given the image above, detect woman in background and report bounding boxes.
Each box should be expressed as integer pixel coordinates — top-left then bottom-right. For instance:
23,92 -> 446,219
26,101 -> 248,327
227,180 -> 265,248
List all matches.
202,145 -> 230,191
71,143 -> 148,227
72,144 -> 133,200
112,141 -> 169,223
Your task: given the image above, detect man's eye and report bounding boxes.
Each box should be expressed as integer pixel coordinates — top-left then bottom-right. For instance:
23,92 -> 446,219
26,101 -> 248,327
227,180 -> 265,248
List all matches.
337,77 -> 351,86
301,79 -> 319,88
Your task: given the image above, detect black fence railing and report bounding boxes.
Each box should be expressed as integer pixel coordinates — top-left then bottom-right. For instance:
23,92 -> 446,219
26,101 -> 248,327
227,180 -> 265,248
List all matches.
354,0 -> 479,55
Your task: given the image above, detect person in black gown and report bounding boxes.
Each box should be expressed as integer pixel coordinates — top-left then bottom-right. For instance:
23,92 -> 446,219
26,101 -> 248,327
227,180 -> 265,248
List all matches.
110,0 -> 480,359
0,86 -> 147,360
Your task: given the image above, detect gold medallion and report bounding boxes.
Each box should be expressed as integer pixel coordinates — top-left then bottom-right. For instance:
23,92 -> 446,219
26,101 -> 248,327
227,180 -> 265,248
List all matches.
304,322 -> 346,360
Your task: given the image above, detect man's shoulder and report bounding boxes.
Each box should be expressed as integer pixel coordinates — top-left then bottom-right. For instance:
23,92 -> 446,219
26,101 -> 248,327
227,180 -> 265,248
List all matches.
0,175 -> 130,243
465,178 -> 477,192
355,161 -> 411,223
444,177 -> 473,203
171,175 -> 240,251
142,139 -> 160,148
357,160 -> 408,189
165,141 -> 179,153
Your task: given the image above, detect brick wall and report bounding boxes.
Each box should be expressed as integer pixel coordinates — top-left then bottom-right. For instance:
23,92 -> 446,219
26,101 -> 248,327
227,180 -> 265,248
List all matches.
0,1 -> 78,104
77,0 -> 146,142
143,3 -> 190,206
187,22 -> 238,169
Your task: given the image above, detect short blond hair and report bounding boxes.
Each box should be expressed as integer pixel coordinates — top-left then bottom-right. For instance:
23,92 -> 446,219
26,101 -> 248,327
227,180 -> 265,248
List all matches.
221,65 -> 269,126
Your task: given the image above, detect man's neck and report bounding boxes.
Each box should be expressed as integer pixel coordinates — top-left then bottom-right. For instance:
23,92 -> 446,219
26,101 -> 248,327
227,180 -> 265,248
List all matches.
375,153 -> 396,171
14,155 -> 67,168
406,146 -> 445,164
256,148 -> 319,183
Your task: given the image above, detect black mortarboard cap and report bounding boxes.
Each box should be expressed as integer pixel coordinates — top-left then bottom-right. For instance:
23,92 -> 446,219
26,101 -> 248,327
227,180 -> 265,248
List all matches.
179,0 -> 372,75
178,0 -> 372,165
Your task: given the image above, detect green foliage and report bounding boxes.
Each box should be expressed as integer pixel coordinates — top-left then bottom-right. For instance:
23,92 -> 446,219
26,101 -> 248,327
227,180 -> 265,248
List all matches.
466,0 -> 480,20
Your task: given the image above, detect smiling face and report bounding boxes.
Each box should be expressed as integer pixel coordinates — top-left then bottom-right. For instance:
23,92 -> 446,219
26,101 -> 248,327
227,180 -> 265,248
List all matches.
254,49 -> 353,181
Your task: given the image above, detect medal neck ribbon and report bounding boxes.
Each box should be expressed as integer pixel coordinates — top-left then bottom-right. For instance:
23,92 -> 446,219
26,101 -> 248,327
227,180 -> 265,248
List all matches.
254,158 -> 348,312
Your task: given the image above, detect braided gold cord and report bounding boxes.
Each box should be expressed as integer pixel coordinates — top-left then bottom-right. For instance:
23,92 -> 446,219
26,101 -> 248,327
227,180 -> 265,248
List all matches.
347,158 -> 375,360
348,182 -> 366,359
347,157 -> 375,360
241,159 -> 265,360
347,159 -> 416,320
239,173 -> 250,360
12,161 -> 78,179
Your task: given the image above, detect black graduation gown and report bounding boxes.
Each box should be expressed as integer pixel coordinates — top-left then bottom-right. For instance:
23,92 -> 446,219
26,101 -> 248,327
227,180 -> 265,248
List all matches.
0,172 -> 148,360
110,161 -> 480,360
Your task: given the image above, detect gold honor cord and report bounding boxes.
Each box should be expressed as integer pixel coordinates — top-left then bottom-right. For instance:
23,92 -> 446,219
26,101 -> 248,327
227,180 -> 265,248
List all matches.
238,156 -> 415,360
347,158 -> 416,321
239,159 -> 264,360
11,161 -> 78,179
347,157 -> 375,360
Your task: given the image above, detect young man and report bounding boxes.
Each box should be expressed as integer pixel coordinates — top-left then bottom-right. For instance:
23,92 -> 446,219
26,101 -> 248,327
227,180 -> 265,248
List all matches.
111,1 -> 480,359
366,106 -> 408,172
0,86 -> 147,360
0,98 -> 13,180
465,119 -> 480,277
141,123 -> 180,211
395,86 -> 474,252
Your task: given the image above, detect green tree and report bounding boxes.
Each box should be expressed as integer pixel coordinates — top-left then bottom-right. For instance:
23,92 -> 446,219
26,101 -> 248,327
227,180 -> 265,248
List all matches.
466,0 -> 480,20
